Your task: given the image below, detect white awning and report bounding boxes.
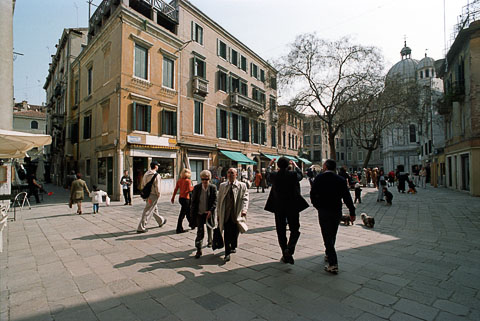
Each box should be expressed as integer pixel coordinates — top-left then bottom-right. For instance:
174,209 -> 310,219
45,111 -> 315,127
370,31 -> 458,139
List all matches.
0,129 -> 52,159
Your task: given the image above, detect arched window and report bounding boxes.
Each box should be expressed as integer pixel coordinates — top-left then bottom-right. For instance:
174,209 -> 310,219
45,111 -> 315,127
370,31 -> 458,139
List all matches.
31,121 -> 38,129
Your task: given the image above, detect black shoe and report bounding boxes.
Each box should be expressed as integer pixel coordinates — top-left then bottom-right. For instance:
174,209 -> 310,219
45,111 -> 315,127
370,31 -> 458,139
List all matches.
129,203 -> 132,205
136,229 -> 147,234
124,203 -> 128,205
195,250 -> 202,259
224,254 -> 230,262
283,249 -> 294,265
325,265 -> 339,274
280,256 -> 287,264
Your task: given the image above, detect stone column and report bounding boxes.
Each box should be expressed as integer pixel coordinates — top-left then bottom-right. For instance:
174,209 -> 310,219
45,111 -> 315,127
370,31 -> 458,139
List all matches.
0,0 -> 14,130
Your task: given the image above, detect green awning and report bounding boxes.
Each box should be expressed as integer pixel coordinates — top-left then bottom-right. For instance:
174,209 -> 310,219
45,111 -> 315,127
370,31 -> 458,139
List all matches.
220,150 -> 256,165
283,155 -> 299,162
261,153 -> 280,160
297,157 -> 312,166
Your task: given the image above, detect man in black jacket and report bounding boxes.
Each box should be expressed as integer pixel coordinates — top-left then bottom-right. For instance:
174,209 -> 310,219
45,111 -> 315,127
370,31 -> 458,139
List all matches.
310,159 -> 356,274
190,170 -> 217,258
265,157 -> 309,264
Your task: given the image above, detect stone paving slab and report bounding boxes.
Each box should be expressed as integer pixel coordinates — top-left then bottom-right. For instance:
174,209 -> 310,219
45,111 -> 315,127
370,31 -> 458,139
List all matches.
1,182 -> 480,320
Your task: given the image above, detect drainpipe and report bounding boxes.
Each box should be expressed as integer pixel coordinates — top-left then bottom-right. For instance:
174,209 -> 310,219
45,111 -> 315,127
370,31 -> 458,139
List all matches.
116,81 -> 122,201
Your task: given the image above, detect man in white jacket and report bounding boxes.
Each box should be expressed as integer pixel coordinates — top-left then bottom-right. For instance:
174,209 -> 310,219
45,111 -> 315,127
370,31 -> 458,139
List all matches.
137,161 -> 167,233
217,168 -> 249,262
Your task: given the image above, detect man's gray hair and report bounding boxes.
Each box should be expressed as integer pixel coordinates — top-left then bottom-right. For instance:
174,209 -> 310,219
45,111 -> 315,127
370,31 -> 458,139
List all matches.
200,170 -> 211,179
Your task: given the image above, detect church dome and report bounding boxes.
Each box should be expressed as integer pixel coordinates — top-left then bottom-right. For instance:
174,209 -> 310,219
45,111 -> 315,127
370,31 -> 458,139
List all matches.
417,55 -> 435,70
386,42 -> 418,81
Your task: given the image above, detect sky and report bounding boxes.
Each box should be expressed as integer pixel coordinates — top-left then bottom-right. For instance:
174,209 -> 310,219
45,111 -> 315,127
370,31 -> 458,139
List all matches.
13,0 -> 469,106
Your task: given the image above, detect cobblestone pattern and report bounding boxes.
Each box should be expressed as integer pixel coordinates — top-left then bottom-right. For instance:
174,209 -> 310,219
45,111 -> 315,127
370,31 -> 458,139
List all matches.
1,182 -> 480,320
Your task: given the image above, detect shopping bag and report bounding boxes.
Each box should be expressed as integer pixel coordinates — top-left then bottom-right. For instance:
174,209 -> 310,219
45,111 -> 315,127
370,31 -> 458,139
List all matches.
237,216 -> 248,233
105,195 -> 111,206
212,227 -> 224,250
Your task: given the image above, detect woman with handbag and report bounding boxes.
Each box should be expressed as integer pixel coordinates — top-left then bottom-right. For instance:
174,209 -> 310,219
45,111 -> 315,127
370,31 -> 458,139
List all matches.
171,168 -> 194,233
190,170 -> 217,259
70,173 -> 90,215
265,157 -> 308,265
376,169 -> 387,202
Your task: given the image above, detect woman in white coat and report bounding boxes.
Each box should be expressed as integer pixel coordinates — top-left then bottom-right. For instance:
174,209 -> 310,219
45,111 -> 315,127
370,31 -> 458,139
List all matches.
216,168 -> 249,262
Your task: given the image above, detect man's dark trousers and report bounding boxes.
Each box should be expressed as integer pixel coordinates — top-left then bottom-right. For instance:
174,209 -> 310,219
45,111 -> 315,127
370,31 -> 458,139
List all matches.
318,210 -> 341,266
274,210 -> 300,255
123,189 -> 131,204
224,219 -> 239,255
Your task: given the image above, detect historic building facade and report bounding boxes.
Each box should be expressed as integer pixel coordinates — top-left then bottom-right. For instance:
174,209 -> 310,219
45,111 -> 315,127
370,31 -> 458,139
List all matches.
438,18 -> 480,196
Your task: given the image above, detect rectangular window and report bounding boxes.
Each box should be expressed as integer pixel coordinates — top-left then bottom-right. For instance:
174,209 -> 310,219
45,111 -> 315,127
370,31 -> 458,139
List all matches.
314,135 -> 321,144
74,79 -> 79,105
134,44 -> 148,80
162,57 -> 174,89
241,55 -> 247,72
231,49 -> 239,66
217,109 -> 227,138
251,120 -> 259,144
409,124 -> 416,143
347,152 -> 352,161
250,63 -> 258,79
192,22 -> 203,45
231,77 -> 240,93
304,135 -> 311,145
194,101 -> 203,134
232,113 -> 239,140
252,87 -> 265,104
341,153 -> 345,161
270,77 -> 277,90
161,110 -> 177,135
218,40 -> 227,60
218,71 -> 228,92
314,151 -> 321,161
193,57 -> 206,79
132,102 -> 151,132
271,126 -> 276,147
270,97 -> 276,111
87,66 -> 93,95
83,114 -> 91,140
357,151 -> 363,161
260,69 -> 265,82
336,152 -> 340,161
241,116 -> 249,142
261,122 -> 266,145
240,81 -> 248,96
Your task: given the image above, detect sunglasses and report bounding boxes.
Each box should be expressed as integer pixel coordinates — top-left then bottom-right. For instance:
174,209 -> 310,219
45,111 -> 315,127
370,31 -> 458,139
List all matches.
201,178 -> 209,181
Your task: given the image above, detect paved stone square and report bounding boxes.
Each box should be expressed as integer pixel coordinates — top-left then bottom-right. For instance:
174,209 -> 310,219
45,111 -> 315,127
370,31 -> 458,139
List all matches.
1,181 -> 480,320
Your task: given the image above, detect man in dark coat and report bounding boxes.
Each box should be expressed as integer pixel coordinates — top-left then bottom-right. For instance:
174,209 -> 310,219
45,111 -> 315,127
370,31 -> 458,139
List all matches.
310,159 -> 356,274
190,170 -> 217,258
265,157 -> 309,265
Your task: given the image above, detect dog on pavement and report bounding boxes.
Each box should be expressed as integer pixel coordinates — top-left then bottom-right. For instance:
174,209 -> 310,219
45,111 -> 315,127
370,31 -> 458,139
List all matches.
361,213 -> 375,228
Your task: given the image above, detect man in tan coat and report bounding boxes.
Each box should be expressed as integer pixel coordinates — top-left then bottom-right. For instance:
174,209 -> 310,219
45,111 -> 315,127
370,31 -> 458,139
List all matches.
217,168 -> 249,262
137,161 -> 167,233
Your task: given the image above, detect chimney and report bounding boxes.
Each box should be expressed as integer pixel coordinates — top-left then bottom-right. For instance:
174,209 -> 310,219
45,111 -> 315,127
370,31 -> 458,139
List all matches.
22,100 -> 28,110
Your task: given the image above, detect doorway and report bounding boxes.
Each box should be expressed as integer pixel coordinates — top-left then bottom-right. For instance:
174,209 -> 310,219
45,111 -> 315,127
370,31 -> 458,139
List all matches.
133,157 -> 148,194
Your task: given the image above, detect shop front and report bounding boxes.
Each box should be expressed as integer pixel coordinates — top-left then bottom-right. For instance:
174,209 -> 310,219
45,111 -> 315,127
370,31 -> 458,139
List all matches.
218,150 -> 256,178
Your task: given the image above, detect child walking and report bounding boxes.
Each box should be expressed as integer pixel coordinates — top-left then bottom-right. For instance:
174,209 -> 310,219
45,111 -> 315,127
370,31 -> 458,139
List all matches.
354,183 -> 362,204
90,185 -> 108,214
383,187 -> 393,205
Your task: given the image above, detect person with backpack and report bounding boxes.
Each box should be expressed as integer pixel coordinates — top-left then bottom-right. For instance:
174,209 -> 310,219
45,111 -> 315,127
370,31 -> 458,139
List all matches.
136,161 -> 167,233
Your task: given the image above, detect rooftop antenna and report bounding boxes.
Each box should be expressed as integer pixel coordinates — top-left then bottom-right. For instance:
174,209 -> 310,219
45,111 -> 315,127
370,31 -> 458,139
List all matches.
74,2 -> 79,28
443,0 -> 448,72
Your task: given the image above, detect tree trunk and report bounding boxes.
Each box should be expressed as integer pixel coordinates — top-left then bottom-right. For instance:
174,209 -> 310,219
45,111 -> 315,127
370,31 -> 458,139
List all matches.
328,132 -> 336,160
362,149 -> 373,169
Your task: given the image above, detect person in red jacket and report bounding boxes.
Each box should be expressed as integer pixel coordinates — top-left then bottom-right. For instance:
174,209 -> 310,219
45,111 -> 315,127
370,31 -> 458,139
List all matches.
171,168 -> 194,233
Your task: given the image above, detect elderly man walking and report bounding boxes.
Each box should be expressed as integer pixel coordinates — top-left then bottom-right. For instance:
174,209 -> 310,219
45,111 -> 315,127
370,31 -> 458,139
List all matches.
217,168 -> 249,262
136,161 -> 167,233
310,159 -> 356,274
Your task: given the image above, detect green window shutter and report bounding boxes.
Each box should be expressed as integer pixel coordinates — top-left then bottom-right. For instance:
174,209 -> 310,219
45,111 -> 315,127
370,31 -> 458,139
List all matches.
238,116 -> 243,142
132,102 -> 137,131
251,120 -> 254,143
216,109 -> 221,138
202,61 -> 206,79
146,105 -> 151,132
161,109 -> 166,134
191,21 -> 194,40
228,112 -> 233,139
250,63 -> 252,77
173,111 -> 177,135
217,39 -> 220,56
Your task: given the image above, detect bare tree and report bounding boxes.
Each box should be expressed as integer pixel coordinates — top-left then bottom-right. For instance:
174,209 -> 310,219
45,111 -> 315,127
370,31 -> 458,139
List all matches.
345,77 -> 420,168
277,33 -> 385,160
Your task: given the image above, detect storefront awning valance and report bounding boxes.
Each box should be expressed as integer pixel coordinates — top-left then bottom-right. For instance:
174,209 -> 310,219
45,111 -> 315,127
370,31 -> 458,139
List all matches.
297,157 -> 312,166
283,155 -> 298,162
220,150 -> 256,165
261,153 -> 280,160
0,129 -> 52,158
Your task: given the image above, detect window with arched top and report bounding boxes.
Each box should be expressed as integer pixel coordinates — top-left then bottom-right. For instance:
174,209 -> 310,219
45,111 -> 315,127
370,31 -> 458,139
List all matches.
31,121 -> 38,129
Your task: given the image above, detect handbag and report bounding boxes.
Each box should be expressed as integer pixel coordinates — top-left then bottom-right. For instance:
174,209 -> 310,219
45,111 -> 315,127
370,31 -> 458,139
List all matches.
68,198 -> 73,208
212,227 -> 224,250
105,195 -> 110,206
237,216 -> 248,233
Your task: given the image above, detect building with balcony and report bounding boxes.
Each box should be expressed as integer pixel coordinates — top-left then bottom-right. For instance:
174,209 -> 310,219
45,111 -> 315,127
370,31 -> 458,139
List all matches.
276,105 -> 307,168
437,15 -> 480,196
43,28 -> 88,186
302,115 -> 329,166
176,0 -> 278,179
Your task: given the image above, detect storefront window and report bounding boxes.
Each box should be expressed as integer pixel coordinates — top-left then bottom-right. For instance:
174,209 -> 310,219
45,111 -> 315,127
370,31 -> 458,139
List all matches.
152,158 -> 174,179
